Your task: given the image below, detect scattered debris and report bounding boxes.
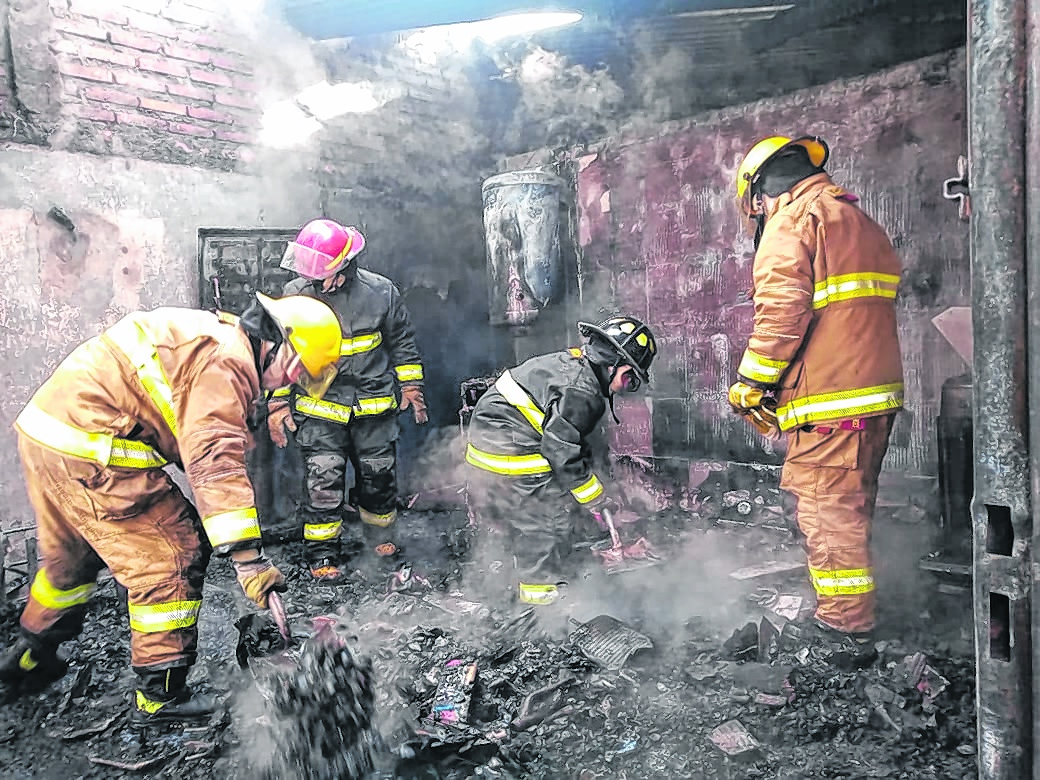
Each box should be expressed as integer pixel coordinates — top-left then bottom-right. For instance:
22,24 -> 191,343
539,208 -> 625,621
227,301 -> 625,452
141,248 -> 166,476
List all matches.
88,753 -> 172,772
427,658 -> 478,726
567,614 -> 654,671
55,713 -> 122,741
709,719 -> 762,760
730,560 -> 806,581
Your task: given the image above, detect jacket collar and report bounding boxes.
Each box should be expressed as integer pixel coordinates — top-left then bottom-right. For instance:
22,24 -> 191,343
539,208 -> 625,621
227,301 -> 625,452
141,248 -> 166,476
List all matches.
768,172 -> 835,217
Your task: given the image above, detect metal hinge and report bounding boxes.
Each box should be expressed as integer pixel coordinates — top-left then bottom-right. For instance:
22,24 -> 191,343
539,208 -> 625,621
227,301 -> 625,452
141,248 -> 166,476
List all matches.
942,155 -> 970,221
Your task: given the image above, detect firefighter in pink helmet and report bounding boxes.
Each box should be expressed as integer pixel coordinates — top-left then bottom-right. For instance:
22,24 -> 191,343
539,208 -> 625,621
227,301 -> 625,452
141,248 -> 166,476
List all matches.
268,219 -> 427,581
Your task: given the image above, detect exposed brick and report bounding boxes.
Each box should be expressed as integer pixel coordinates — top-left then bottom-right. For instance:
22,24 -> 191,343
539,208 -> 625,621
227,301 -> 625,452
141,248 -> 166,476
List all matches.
58,40 -> 138,68
215,129 -> 251,143
52,16 -> 109,41
161,43 -> 211,65
69,0 -> 129,26
113,69 -> 167,94
108,30 -> 163,53
162,2 -> 213,28
114,110 -> 169,130
167,82 -> 214,102
186,105 -> 235,124
120,0 -> 166,14
70,103 -> 117,122
189,68 -> 232,88
211,54 -> 250,73
138,54 -> 188,78
213,91 -> 253,110
169,122 -> 215,138
176,30 -> 230,50
58,61 -> 113,84
125,10 -> 179,39
232,76 -> 256,92
140,97 -> 188,116
83,86 -> 140,107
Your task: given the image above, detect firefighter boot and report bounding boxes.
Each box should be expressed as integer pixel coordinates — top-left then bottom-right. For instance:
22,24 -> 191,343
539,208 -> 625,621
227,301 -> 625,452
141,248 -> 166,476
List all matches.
359,508 -> 402,560
132,666 -> 218,723
309,556 -> 348,583
0,636 -> 68,692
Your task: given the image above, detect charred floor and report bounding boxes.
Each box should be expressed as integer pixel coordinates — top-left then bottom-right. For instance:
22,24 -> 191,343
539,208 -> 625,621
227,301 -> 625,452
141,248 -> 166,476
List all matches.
0,495 -> 977,780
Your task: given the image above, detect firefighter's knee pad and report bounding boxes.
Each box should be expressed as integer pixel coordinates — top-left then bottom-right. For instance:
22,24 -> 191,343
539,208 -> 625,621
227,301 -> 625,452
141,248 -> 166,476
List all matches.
305,453 -> 346,511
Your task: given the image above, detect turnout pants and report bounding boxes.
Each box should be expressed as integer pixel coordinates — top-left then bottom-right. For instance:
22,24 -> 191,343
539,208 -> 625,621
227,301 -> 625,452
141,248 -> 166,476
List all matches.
17,436 -> 208,670
780,414 -> 895,634
296,412 -> 399,560
466,471 -> 579,605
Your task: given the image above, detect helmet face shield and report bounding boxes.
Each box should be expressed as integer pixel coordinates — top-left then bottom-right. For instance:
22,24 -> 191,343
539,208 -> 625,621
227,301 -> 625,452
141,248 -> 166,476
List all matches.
280,242 -> 344,281
295,363 -> 338,400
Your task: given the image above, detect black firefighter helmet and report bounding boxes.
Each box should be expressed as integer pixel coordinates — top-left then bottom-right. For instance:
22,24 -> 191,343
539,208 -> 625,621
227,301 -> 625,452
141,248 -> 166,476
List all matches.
578,315 -> 657,384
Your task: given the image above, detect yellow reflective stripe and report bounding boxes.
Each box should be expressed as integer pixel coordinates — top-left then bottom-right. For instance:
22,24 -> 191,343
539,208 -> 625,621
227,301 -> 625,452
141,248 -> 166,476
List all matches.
136,690 -> 167,714
202,507 -> 261,548
128,599 -> 202,633
304,521 -> 342,541
571,474 -> 604,504
109,439 -> 168,468
355,396 -> 397,416
16,404 -> 165,468
19,650 -> 38,671
737,349 -> 789,384
809,567 -> 875,596
395,364 -> 425,382
776,383 -> 904,430
30,568 -> 96,611
295,396 -> 353,424
360,507 -> 397,527
465,444 -> 552,476
105,317 -> 179,437
518,583 -> 559,605
271,387 -> 292,398
16,402 -> 113,464
495,370 -> 545,434
812,272 -> 900,310
341,332 -> 382,356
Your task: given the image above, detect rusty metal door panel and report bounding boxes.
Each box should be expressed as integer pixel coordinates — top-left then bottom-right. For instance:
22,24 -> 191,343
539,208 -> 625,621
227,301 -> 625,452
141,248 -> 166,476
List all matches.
197,228 -> 297,314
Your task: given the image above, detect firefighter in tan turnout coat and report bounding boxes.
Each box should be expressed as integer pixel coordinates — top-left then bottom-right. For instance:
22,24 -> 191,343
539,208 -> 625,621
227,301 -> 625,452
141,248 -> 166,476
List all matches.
729,135 -> 904,638
0,294 -> 342,722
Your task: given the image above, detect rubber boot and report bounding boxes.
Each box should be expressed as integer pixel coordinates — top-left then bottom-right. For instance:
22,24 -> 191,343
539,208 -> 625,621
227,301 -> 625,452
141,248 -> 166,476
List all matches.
0,636 -> 68,692
359,508 -> 402,559
132,666 -> 217,723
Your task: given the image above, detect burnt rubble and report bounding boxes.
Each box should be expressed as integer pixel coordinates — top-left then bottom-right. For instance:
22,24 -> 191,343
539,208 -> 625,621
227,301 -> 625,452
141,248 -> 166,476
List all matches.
0,507 -> 977,779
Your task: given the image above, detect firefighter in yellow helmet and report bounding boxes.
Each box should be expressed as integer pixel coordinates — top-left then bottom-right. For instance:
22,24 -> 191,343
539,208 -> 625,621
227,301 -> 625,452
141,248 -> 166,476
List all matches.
730,135 -> 903,643
0,294 -> 342,722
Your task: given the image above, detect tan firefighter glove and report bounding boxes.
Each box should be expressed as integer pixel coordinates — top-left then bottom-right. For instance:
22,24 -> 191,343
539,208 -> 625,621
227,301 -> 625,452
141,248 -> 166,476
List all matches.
400,385 -> 428,425
728,381 -> 781,440
267,399 -> 297,448
232,551 -> 287,609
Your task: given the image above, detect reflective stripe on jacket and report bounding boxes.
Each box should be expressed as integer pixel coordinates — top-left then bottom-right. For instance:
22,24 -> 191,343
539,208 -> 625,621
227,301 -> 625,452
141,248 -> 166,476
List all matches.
284,268 -> 423,424
466,349 -> 607,506
738,173 -> 904,430
14,308 -> 263,550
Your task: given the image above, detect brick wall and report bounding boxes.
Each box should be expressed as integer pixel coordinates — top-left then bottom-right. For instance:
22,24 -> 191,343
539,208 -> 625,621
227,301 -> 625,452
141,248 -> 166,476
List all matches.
569,49 -> 968,481
45,0 -> 258,167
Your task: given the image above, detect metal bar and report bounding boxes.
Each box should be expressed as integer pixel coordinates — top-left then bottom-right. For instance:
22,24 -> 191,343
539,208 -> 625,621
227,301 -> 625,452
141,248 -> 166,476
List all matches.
969,0 -> 1033,776
1027,0 -> 1040,774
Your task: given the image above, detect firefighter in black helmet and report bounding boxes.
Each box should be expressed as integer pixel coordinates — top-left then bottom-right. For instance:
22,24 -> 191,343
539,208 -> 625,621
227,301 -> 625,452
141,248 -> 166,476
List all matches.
465,315 -> 657,606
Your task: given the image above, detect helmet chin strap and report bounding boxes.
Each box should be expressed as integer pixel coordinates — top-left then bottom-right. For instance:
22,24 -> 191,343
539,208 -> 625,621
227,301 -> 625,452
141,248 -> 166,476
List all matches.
752,214 -> 766,250
606,362 -> 622,424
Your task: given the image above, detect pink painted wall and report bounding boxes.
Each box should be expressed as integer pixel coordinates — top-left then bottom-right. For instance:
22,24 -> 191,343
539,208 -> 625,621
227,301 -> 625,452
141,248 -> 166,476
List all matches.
575,49 -> 968,479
